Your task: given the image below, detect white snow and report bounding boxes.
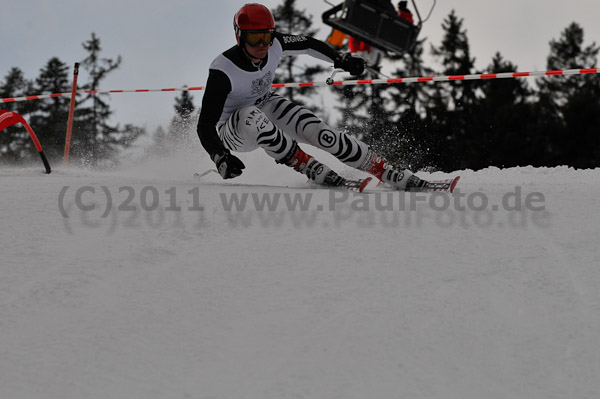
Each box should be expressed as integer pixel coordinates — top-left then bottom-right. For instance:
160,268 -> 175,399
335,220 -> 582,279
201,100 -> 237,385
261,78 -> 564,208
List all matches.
1,145 -> 599,399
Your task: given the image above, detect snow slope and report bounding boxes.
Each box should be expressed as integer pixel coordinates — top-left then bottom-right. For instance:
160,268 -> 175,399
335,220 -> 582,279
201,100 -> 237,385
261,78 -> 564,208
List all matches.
1,146 -> 599,399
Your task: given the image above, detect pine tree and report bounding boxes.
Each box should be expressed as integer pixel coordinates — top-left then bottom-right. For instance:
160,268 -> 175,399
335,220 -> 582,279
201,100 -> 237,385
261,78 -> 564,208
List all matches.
536,23 -> 600,167
0,68 -> 35,163
467,53 -> 540,169
541,23 -> 599,107
430,10 -> 476,110
0,67 -> 35,115
74,33 -> 141,166
360,84 -> 404,162
272,0 -> 327,106
169,88 -> 196,149
146,126 -> 169,157
334,85 -> 369,141
28,57 -> 71,161
386,39 -> 437,170
428,10 -> 477,170
79,33 -> 122,137
389,39 -> 430,111
147,90 -> 196,157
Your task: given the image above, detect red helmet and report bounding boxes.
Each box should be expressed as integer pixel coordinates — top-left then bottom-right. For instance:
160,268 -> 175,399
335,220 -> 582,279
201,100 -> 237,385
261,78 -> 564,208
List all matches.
234,3 -> 276,46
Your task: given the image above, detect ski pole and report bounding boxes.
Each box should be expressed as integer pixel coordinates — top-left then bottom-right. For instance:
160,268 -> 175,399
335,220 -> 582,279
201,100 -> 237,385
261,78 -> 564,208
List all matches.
193,169 -> 218,179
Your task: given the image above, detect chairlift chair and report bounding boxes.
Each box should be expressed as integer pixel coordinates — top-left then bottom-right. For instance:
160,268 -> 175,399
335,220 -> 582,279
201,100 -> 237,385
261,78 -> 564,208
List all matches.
322,0 -> 423,55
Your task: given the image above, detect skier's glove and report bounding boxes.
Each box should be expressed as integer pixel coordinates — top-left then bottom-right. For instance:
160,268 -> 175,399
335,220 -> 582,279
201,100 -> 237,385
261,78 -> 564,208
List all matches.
334,53 -> 366,76
212,150 -> 245,179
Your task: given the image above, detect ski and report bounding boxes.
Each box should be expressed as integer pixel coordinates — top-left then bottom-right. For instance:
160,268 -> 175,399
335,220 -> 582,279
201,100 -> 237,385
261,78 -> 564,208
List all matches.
194,170 -> 373,193
305,176 -> 373,192
425,176 -> 461,193
376,176 -> 461,193
339,176 -> 373,193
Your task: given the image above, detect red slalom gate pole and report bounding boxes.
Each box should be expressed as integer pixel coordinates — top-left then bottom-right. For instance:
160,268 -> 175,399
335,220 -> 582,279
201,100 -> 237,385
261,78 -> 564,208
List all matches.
64,62 -> 79,164
0,110 -> 52,174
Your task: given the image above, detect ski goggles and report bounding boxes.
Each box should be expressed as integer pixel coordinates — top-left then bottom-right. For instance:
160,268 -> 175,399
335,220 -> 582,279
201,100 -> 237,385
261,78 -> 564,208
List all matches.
242,29 -> 276,47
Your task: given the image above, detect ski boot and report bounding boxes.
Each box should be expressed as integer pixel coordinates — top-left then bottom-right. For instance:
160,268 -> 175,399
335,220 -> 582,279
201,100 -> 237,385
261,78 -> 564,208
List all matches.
277,142 -> 344,187
359,149 -> 428,191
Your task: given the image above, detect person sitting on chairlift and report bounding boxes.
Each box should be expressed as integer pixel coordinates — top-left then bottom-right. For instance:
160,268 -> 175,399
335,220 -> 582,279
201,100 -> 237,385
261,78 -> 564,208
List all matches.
397,1 -> 414,24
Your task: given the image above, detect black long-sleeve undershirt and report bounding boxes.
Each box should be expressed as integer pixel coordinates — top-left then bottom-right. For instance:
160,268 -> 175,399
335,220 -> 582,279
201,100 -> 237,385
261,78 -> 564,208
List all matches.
197,68 -> 231,158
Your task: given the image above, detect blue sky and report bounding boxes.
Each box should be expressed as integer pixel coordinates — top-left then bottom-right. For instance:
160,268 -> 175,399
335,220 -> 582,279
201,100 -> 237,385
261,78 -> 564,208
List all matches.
2,0 -> 598,132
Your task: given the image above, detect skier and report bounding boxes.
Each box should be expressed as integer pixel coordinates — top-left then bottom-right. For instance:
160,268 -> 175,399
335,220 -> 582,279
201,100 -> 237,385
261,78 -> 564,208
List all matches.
197,3 -> 428,190
397,1 -> 415,24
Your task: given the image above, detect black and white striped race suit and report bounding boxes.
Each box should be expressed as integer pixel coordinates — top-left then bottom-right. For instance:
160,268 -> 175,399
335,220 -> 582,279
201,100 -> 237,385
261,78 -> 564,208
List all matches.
197,32 -> 413,187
